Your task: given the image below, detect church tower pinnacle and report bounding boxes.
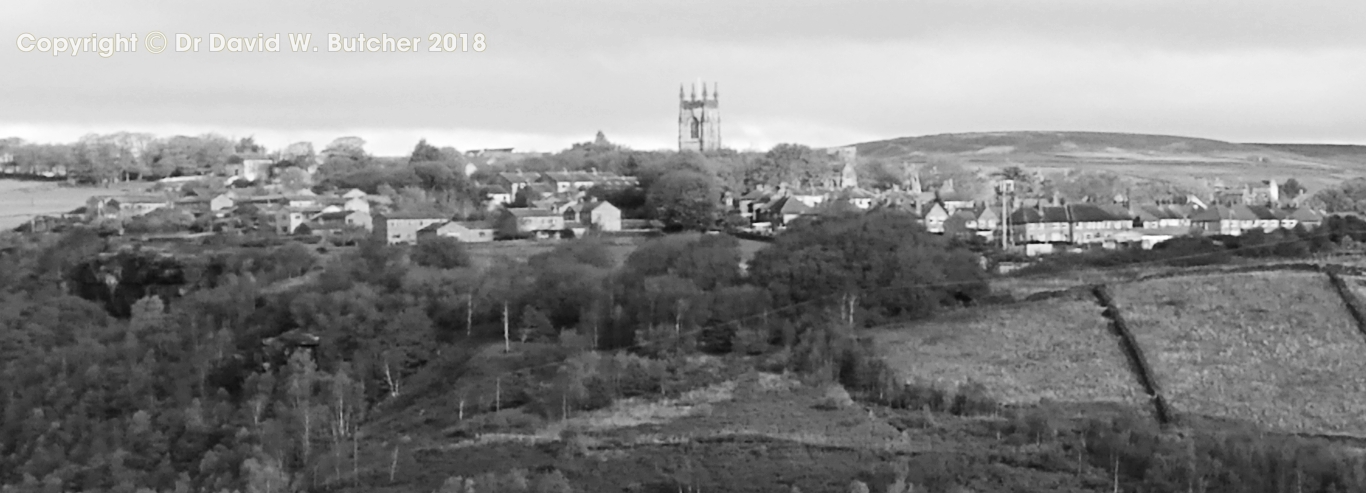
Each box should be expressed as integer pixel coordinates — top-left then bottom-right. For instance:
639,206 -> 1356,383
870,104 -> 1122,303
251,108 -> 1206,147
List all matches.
678,80 -> 721,152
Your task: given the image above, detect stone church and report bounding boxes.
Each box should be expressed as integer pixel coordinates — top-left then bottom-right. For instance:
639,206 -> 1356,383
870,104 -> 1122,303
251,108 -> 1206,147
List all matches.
678,81 -> 721,152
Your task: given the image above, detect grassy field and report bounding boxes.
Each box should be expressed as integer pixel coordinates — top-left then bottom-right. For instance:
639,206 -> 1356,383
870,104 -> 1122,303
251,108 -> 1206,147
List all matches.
0,179 -> 147,230
870,298 -> 1147,408
1112,271 -> 1366,436
461,234 -> 770,271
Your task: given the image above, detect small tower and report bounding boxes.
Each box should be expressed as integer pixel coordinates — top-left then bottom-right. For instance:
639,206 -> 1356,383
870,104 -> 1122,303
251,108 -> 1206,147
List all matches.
678,81 -> 721,152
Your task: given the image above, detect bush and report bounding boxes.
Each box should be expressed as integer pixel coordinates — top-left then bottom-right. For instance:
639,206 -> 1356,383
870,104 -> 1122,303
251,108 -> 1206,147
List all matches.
748,209 -> 989,324
410,236 -> 471,269
454,408 -> 545,435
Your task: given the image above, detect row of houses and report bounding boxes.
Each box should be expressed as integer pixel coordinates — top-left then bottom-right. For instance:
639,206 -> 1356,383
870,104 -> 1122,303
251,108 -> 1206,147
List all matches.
725,182 -> 1327,251
368,199 -> 625,245
90,187 -> 377,221
495,168 -> 639,197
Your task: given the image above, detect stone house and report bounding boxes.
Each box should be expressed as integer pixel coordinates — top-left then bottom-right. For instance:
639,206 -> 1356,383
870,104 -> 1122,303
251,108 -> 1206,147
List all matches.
496,208 -> 566,238
374,211 -> 452,245
417,220 -> 495,243
564,200 -> 622,231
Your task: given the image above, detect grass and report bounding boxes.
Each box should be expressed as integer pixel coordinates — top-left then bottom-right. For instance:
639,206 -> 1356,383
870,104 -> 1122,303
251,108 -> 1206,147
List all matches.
412,370 -> 921,458
1112,271 -> 1366,436
0,178 -> 148,230
462,237 -> 643,270
853,131 -> 1364,189
460,234 -> 767,272
871,298 -> 1147,408
637,373 -> 919,452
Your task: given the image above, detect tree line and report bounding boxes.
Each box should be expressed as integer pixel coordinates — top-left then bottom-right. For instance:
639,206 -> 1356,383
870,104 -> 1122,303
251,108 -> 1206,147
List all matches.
0,205 -> 989,492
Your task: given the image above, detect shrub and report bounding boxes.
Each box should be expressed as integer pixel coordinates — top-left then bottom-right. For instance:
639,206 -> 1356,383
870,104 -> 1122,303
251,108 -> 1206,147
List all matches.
748,209 -> 989,324
410,236 -> 470,269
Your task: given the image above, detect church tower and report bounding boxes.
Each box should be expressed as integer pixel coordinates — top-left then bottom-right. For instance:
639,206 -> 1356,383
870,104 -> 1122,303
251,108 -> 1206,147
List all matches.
678,81 -> 721,152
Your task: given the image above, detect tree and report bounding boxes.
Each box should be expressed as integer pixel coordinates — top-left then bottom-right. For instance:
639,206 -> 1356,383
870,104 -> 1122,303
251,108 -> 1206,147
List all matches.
1057,171 -> 1123,203
991,166 -> 1033,195
519,305 -> 553,342
411,139 -> 444,163
754,144 -> 835,188
278,167 -> 312,191
1280,178 -> 1306,200
748,209 -> 988,324
322,137 -> 366,159
242,448 -> 291,493
236,136 -> 266,155
410,236 -> 470,269
1310,188 -> 1355,213
646,170 -> 719,231
281,142 -> 315,162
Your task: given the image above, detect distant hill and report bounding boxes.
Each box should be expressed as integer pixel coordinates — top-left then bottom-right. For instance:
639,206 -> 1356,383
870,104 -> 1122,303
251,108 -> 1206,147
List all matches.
848,131 -> 1366,190
1250,143 -> 1366,162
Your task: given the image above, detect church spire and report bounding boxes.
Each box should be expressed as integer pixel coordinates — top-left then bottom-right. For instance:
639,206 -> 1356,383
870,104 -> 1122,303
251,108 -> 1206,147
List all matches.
702,83 -> 708,100
679,84 -> 684,101
713,82 -> 718,101
690,82 -> 697,101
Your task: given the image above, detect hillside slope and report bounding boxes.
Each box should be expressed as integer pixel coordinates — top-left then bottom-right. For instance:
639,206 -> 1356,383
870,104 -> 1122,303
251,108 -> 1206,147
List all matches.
1112,271 -> 1366,437
874,269 -> 1366,437
849,131 -> 1364,189
871,297 -> 1147,408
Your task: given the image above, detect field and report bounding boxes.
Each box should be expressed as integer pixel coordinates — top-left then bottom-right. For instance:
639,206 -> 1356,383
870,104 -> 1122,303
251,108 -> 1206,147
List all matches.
462,238 -> 643,270
871,298 -> 1147,408
1345,275 -> 1366,304
0,179 -> 148,230
1112,271 -> 1366,436
461,235 -> 770,271
850,131 -> 1366,190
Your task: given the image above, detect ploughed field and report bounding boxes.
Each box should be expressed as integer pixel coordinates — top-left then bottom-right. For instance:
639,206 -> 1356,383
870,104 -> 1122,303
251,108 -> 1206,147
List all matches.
872,298 -> 1148,408
1111,271 -> 1366,436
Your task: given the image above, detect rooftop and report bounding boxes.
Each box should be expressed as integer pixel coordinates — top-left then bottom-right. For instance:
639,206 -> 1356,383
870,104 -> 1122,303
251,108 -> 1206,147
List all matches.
380,211 -> 451,220
505,208 -> 559,218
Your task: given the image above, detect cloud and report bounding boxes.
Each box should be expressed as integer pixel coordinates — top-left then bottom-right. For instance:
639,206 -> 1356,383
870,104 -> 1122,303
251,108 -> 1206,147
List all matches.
4,0 -> 1366,150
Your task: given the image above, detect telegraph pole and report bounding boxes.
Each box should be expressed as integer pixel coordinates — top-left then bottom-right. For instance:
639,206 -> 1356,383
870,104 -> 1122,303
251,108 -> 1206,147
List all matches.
998,180 -> 1015,250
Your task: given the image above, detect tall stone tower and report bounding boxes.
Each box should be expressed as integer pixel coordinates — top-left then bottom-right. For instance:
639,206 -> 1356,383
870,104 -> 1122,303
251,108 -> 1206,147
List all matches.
678,81 -> 721,152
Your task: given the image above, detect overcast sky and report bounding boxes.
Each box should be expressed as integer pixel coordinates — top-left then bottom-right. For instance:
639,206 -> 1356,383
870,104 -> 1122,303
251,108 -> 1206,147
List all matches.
4,0 -> 1366,156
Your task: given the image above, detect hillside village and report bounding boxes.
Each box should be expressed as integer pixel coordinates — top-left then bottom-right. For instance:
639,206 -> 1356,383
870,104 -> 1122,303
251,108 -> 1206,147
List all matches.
18,144 -> 1334,261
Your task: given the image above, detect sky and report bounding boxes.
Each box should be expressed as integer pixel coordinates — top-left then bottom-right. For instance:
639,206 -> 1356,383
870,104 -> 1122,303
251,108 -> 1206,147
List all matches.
4,0 -> 1366,156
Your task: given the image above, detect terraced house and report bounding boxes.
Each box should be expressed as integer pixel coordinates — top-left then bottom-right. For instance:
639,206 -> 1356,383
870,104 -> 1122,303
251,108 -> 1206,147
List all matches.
1191,204 -> 1324,235
1190,205 -> 1261,235
1008,203 -> 1132,245
1129,204 -> 1194,229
